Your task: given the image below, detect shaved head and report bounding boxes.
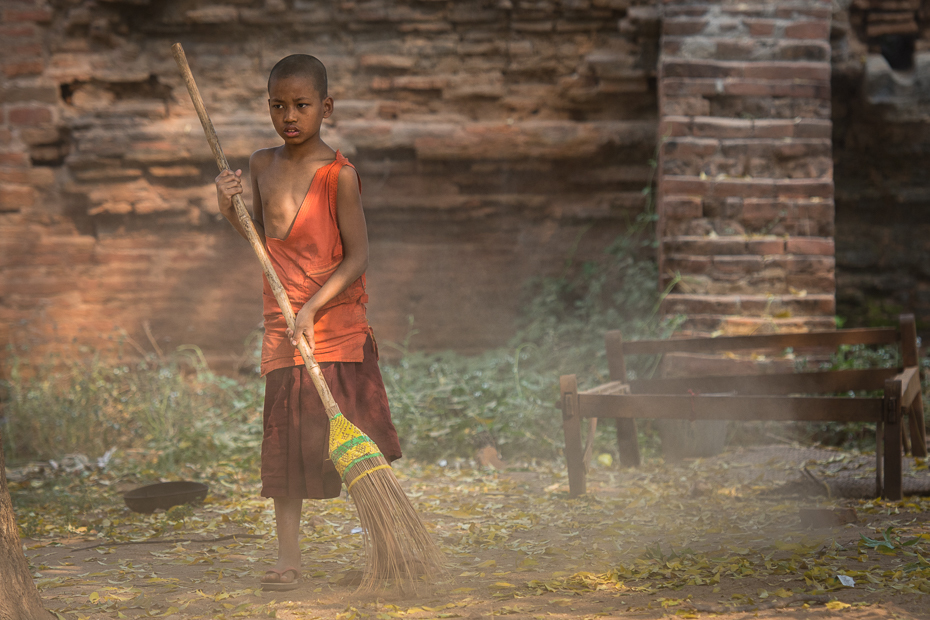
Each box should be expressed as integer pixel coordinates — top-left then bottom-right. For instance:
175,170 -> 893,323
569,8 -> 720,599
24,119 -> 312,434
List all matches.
268,54 -> 328,98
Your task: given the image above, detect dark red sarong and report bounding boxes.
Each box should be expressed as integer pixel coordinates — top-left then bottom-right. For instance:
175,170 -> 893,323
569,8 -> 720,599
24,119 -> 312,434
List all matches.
260,336 -> 402,499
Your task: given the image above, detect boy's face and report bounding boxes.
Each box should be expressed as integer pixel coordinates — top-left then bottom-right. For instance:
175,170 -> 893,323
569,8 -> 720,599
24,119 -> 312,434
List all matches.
267,75 -> 333,146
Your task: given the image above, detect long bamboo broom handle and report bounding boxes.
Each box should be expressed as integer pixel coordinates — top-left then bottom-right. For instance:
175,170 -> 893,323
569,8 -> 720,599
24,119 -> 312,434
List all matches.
171,42 -> 341,420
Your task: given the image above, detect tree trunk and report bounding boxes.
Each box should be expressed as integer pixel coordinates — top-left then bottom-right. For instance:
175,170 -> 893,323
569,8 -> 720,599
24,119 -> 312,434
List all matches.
0,432 -> 51,620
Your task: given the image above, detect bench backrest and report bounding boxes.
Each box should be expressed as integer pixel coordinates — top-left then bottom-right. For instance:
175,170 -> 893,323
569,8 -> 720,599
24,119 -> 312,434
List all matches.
606,314 -> 918,396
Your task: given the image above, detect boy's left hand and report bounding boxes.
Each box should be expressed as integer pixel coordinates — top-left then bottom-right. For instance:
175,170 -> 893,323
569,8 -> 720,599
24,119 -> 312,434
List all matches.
288,307 -> 315,353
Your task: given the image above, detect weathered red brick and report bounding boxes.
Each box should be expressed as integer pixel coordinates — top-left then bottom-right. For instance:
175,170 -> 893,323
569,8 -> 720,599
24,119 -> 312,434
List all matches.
786,274 -> 835,294
714,179 -> 777,199
397,22 -> 452,33
783,295 -> 835,315
0,167 -> 31,183
722,78 -> 830,99
664,255 -> 713,274
511,21 -> 554,32
743,61 -> 829,82
0,152 -> 29,166
662,96 -> 710,116
370,76 -> 393,90
0,85 -> 59,104
663,175 -> 708,196
663,18 -> 707,36
713,255 -> 764,274
663,294 -> 740,315
741,199 -> 787,222
662,38 -> 683,56
785,255 -> 835,274
662,78 -> 714,97
662,77 -> 830,99
751,119 -> 797,139
774,179 -> 833,199
2,59 -> 44,77
784,20 -> 830,40
8,106 -> 53,125
392,75 -> 449,90
663,6 -> 711,18
793,118 -> 832,138
662,137 -> 719,160
747,238 -> 786,255
692,117 -> 753,139
663,59 -> 733,79
0,42 -> 42,58
774,40 -> 830,61
796,200 -> 834,223
3,7 -> 53,23
786,236 -> 834,255
660,116 -> 692,137
185,6 -> 238,23
663,59 -> 828,83
718,4 -> 768,17
0,184 -> 35,211
776,6 -> 834,20
359,54 -> 417,69
662,196 -> 702,218
665,237 -> 746,256
0,24 -> 37,38
715,40 -> 757,60
746,18 -> 776,36
556,19 -> 611,33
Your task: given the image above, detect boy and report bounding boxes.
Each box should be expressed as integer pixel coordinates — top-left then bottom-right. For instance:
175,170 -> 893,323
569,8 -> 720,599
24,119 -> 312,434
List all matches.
215,54 -> 402,591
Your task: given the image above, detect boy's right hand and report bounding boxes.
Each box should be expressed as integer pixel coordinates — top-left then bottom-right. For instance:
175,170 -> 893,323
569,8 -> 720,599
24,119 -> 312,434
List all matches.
215,169 -> 243,211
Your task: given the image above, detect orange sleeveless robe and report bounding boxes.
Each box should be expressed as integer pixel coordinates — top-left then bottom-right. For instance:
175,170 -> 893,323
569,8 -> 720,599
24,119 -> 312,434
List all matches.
260,151 -> 370,375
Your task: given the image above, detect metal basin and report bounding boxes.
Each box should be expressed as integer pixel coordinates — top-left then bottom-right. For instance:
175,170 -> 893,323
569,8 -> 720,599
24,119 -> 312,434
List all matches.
123,481 -> 208,514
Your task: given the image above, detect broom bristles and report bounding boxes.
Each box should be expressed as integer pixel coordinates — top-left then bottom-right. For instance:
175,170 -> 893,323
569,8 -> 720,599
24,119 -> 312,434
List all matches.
328,413 -> 446,594
346,455 -> 447,594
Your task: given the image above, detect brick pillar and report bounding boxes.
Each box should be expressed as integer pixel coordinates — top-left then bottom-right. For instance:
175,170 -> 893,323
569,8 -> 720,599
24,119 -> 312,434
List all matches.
657,0 -> 836,335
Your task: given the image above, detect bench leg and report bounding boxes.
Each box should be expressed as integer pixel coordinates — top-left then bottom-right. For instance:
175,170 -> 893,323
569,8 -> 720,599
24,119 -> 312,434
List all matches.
901,414 -> 911,455
582,417 -> 598,468
884,379 -> 903,501
615,419 -> 641,467
910,396 -> 928,458
875,420 -> 884,499
560,374 -> 586,497
898,313 -> 927,458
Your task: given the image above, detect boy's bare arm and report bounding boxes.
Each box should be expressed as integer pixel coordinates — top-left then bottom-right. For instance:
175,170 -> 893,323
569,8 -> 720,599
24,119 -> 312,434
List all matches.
249,151 -> 267,244
287,165 -> 369,350
214,151 -> 268,243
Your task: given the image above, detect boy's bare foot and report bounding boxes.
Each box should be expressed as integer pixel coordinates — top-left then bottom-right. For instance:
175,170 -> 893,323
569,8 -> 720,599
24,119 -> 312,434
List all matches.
261,567 -> 301,591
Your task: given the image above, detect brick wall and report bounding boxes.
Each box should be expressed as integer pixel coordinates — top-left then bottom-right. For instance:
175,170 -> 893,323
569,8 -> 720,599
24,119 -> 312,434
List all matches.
831,0 -> 930,329
0,0 -> 660,372
656,0 -> 836,335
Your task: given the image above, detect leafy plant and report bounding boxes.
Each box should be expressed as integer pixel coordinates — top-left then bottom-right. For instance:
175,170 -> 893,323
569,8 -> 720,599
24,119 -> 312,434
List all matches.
859,527 -> 921,553
1,343 -> 263,472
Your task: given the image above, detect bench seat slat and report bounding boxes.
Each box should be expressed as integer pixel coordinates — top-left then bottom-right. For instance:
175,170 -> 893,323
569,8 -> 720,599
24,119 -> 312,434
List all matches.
580,381 -> 630,396
577,393 -> 884,423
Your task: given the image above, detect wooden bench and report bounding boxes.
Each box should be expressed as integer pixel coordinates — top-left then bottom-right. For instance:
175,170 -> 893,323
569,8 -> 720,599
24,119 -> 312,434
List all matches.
560,314 -> 928,500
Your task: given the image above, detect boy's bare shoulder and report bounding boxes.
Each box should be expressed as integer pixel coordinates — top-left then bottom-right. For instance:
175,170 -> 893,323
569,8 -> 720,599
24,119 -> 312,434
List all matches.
249,147 -> 277,172
337,163 -> 360,187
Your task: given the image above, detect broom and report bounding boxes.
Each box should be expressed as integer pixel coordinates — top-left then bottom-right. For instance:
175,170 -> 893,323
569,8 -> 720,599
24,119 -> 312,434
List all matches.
171,43 -> 445,593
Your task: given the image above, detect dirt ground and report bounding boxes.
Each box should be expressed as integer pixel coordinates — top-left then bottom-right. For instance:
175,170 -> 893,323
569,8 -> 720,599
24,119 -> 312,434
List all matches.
22,447 -> 930,620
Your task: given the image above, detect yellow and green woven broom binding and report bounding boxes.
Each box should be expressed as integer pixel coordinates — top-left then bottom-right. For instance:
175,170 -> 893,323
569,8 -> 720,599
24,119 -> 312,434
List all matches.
172,42 -> 445,594
329,413 -> 389,491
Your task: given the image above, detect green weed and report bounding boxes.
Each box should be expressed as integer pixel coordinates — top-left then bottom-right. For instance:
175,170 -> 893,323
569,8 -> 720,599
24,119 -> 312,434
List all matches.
1,344 -> 263,472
